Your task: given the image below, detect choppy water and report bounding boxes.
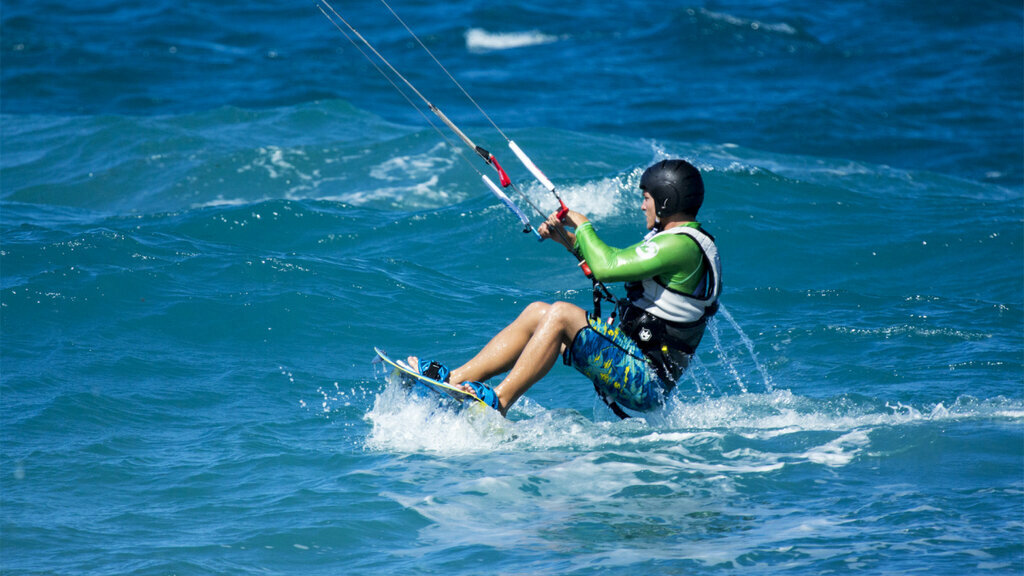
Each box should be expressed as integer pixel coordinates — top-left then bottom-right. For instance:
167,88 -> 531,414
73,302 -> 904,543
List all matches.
3,1 -> 1022,574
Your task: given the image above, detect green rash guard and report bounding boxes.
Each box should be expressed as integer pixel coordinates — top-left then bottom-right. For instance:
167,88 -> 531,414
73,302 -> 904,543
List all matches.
573,221 -> 707,294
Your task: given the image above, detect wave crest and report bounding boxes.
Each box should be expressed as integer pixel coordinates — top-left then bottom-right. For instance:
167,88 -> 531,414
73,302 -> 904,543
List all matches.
465,28 -> 561,52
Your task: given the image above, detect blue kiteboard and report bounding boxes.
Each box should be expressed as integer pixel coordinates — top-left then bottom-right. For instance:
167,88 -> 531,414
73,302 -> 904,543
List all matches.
373,347 -> 487,411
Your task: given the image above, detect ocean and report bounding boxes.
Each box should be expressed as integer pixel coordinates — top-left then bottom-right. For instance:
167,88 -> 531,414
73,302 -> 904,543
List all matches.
2,1 -> 1022,574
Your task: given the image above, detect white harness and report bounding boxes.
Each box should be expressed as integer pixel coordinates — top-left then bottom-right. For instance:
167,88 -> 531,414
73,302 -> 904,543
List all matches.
630,226 -> 722,324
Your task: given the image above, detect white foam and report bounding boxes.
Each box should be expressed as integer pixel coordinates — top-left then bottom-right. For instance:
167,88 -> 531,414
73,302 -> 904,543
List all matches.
519,173 -> 632,221
801,430 -> 871,467
358,350 -> 1024,472
697,8 -> 798,35
239,145 -> 313,182
465,28 -> 560,52
333,174 -> 446,207
364,371 -> 512,454
369,142 -> 454,182
192,195 -> 261,208
356,372 -> 1024,573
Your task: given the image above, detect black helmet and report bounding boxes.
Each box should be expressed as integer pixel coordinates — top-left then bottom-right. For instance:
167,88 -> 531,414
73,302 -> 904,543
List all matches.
639,159 -> 704,218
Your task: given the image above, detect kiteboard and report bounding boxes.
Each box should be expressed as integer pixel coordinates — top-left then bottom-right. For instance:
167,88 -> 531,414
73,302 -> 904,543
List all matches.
373,347 -> 487,411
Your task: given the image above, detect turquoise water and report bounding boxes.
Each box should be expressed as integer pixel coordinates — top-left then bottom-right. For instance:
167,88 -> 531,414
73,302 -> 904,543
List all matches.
3,1 -> 1023,574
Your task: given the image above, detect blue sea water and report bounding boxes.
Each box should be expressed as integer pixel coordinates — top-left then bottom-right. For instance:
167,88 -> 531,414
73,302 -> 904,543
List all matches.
2,1 -> 1023,574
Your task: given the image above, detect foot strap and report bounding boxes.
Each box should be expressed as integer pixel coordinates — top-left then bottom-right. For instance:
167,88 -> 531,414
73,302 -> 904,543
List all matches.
464,381 -> 502,412
419,360 -> 450,383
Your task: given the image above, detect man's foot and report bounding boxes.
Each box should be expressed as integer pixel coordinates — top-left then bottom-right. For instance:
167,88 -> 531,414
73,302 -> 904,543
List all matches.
404,356 -> 419,372
406,356 -> 502,413
406,356 -> 450,383
461,380 -> 503,413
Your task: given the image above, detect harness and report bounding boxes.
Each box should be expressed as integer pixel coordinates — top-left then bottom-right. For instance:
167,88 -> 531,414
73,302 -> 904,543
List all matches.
589,226 -> 722,418
626,226 -> 722,325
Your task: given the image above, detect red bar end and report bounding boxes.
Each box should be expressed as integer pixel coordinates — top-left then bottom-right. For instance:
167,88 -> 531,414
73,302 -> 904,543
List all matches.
490,155 -> 511,187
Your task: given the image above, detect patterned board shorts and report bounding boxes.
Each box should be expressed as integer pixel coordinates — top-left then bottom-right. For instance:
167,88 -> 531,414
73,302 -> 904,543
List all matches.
563,314 -> 669,412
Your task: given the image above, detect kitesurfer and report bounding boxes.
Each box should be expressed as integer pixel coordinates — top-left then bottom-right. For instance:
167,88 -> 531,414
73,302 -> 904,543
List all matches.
413,159 -> 721,417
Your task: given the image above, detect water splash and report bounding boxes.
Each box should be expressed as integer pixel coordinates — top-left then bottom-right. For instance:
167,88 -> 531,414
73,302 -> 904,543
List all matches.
682,304 -> 773,396
718,304 -> 774,391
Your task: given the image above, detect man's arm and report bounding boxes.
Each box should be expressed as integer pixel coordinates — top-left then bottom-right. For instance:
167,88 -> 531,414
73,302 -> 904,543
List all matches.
574,223 -> 696,283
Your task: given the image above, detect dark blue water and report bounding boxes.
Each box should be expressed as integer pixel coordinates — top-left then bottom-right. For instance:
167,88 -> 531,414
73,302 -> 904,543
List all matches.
3,1 -> 1022,574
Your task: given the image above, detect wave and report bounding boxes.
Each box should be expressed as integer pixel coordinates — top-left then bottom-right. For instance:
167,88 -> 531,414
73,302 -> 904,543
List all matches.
464,28 -> 561,52
694,7 -> 800,36
4,99 -> 1018,217
356,366 -> 1024,463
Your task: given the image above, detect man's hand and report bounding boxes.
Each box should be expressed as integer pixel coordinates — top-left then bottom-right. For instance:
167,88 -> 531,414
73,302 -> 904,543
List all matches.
539,210 -> 588,251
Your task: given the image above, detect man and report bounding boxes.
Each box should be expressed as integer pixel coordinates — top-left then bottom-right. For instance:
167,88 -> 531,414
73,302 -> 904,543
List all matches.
412,159 -> 721,417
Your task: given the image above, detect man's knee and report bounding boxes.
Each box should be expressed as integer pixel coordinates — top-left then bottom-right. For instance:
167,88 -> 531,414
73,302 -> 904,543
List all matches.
523,301 -> 550,316
519,301 -> 552,324
549,301 -> 587,333
520,301 -> 585,335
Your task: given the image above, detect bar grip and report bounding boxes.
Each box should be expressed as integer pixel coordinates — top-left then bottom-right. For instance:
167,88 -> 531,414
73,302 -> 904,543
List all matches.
508,140 -> 555,193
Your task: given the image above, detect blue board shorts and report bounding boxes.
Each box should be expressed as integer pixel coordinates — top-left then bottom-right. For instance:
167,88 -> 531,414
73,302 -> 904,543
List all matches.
563,314 -> 670,412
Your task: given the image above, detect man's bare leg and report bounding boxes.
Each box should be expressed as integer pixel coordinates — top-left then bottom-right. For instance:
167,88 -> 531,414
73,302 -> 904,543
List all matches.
406,302 -> 551,382
489,301 -> 588,411
450,302 -> 555,384
408,301 -> 588,415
